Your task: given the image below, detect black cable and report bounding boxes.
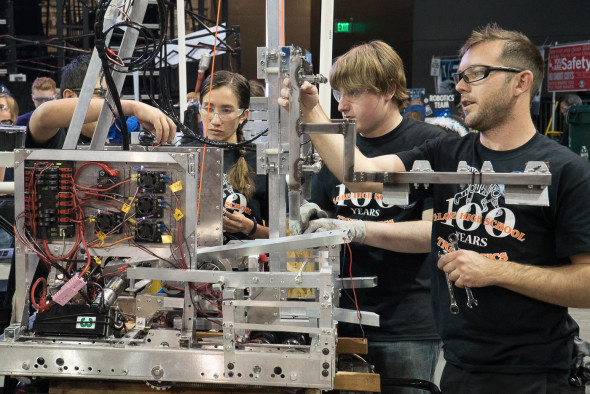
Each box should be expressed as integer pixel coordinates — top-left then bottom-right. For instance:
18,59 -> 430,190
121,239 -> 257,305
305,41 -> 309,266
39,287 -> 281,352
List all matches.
0,215 -> 14,237
86,280 -> 106,312
94,0 -> 168,150
18,225 -> 70,279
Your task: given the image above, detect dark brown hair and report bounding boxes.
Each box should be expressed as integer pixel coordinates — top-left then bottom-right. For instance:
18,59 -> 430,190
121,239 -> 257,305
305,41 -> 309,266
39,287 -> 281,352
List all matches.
460,23 -> 544,101
200,70 -> 254,199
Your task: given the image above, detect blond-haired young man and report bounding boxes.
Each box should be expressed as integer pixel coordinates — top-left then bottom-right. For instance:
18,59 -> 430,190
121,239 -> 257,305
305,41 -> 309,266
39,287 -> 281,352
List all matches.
298,41 -> 444,392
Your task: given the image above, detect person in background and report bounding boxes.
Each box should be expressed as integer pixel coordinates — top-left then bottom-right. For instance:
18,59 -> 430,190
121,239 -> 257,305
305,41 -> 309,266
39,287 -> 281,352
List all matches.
295,40 -> 444,393
27,54 -> 175,149
280,23 -> 590,393
58,54 -> 142,145
0,94 -> 18,125
192,70 -> 269,241
0,91 -> 19,181
559,93 -> 583,146
249,79 -> 266,97
403,99 -> 426,121
16,77 -> 58,127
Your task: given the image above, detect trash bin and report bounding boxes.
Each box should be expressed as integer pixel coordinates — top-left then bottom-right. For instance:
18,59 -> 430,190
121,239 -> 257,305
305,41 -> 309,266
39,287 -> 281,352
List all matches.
568,105 -> 590,156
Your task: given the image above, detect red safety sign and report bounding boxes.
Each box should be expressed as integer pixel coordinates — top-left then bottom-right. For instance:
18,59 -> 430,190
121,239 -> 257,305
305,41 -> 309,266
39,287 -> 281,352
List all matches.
547,43 -> 590,92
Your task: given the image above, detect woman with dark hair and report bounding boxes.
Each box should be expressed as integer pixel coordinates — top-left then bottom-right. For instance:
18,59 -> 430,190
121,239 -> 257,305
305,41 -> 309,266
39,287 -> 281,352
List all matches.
198,70 -> 269,241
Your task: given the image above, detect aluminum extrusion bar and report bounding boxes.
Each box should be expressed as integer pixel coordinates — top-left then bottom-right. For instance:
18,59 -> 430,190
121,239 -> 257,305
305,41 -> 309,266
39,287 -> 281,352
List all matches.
353,170 -> 551,186
16,149 -> 184,165
0,345 -> 332,389
88,1 -> 150,150
299,121 -> 355,135
230,322 -> 322,335
335,276 -> 378,290
333,308 -> 380,327
127,267 -> 337,288
195,229 -> 350,260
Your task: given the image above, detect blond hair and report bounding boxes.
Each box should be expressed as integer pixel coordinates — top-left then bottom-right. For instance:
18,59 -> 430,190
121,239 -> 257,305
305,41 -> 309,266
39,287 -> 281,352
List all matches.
460,23 -> 544,101
0,94 -> 19,123
329,40 -> 409,107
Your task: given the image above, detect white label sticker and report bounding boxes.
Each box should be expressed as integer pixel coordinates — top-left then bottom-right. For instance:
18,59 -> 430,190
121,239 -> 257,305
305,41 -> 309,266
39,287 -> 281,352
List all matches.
76,316 -> 96,329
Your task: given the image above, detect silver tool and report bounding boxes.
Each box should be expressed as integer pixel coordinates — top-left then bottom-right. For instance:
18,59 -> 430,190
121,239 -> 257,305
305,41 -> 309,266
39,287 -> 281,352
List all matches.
448,233 -> 479,309
438,251 -> 459,314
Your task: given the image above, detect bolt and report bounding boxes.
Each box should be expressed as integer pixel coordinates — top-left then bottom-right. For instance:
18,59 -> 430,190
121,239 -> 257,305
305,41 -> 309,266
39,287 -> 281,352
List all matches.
322,370 -> 329,377
322,362 -> 330,369
122,369 -> 128,375
290,372 -> 298,381
323,292 -> 330,300
227,363 -> 234,370
22,362 -> 30,370
252,277 -> 259,284
213,373 -> 219,379
322,348 -> 329,355
151,366 -> 164,379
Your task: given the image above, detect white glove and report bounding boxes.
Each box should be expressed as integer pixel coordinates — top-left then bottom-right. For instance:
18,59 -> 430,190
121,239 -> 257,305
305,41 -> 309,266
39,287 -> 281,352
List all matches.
304,218 -> 366,243
289,202 -> 328,235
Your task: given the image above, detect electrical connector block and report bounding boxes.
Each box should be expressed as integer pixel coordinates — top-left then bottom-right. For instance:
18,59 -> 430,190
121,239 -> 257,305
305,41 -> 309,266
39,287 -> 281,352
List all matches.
52,276 -> 87,306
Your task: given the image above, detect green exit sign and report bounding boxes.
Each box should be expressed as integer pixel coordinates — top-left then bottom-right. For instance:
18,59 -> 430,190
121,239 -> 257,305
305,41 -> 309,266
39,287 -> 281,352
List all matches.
336,21 -> 353,33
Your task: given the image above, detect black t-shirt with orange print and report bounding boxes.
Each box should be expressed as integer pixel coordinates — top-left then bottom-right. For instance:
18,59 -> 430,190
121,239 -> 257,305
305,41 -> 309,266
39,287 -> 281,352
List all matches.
398,131 -> 590,373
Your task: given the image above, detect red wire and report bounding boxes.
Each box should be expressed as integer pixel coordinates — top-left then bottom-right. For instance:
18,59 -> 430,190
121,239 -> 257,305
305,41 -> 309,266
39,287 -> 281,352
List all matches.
73,161 -> 119,179
80,192 -> 125,204
75,178 -> 131,192
80,199 -> 123,211
30,277 -> 55,313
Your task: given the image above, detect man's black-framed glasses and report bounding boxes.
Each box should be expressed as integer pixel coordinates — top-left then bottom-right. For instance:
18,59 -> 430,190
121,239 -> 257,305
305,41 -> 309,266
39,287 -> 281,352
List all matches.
452,65 -> 524,85
70,88 -> 107,98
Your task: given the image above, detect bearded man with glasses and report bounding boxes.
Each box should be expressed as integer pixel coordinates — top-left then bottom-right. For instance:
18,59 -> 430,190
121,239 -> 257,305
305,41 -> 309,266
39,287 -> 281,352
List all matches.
280,23 -> 590,393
